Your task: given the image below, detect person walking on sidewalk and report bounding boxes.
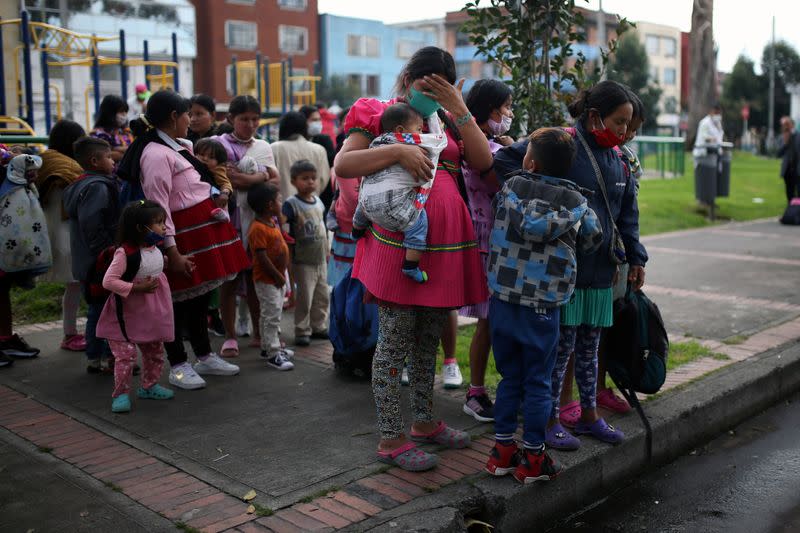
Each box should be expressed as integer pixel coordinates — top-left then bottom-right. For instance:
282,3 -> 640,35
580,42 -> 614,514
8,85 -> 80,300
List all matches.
97,201 -> 175,413
118,90 -> 248,390
486,128 -> 603,483
777,116 -> 800,203
335,46 -> 492,471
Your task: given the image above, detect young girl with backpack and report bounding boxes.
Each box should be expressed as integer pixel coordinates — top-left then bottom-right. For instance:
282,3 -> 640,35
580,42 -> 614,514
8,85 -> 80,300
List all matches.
97,200 -> 175,413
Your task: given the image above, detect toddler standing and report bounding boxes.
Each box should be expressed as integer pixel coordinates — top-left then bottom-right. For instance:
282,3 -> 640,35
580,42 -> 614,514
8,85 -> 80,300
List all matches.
247,183 -> 294,370
282,160 -> 329,347
96,200 -> 175,413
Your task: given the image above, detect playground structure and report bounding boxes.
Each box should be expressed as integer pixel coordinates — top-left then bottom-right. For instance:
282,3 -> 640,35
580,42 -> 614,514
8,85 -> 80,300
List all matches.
0,10 -> 179,136
229,54 -> 321,116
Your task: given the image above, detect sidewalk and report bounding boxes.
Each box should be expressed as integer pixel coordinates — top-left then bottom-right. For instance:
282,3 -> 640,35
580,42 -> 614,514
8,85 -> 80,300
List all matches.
1,218 -> 799,532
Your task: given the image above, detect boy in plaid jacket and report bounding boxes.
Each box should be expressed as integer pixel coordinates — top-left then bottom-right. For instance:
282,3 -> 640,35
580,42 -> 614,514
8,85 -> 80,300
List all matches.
485,128 -> 603,483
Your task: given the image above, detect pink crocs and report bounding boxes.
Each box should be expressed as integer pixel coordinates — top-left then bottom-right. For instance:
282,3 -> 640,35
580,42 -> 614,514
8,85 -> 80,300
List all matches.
559,400 -> 582,428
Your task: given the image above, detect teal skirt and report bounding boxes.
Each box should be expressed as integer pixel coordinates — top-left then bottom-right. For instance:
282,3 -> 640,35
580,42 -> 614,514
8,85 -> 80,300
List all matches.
561,288 -> 614,327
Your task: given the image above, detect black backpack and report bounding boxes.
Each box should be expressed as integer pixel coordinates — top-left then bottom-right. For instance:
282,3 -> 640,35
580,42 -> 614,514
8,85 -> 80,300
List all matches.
780,200 -> 800,225
602,284 -> 669,460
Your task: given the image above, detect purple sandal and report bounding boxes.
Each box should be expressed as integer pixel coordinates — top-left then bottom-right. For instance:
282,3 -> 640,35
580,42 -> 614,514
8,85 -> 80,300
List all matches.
545,423 -> 581,451
574,418 -> 625,445
410,421 -> 471,449
377,442 -> 438,471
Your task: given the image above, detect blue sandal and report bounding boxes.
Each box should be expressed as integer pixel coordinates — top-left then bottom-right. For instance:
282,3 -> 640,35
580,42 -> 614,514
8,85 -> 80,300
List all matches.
574,418 -> 624,444
137,384 -> 174,400
111,393 -> 131,413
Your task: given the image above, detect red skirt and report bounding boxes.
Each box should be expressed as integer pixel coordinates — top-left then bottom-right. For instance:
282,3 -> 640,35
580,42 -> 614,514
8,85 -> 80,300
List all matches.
167,199 -> 251,300
352,169 -> 488,309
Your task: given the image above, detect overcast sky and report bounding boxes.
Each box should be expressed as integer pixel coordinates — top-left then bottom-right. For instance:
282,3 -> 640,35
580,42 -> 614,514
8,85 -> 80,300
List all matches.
317,0 -> 800,74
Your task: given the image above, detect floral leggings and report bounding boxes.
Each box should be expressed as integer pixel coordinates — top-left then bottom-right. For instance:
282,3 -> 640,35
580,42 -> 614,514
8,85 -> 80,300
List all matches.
372,307 -> 448,440
108,341 -> 165,398
550,325 -> 602,419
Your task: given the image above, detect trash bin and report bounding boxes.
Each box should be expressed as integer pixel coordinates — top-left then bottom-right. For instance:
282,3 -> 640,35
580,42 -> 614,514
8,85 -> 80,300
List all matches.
717,142 -> 733,198
694,148 -> 718,205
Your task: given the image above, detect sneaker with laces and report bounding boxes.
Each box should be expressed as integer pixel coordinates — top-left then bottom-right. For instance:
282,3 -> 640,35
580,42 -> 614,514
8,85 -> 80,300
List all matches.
261,348 -> 294,360
463,392 -> 495,422
0,353 -> 13,368
0,334 -> 40,358
169,363 -> 206,390
267,352 -> 294,370
485,441 -> 521,476
513,448 -> 563,484
194,353 -> 240,376
442,361 -> 463,389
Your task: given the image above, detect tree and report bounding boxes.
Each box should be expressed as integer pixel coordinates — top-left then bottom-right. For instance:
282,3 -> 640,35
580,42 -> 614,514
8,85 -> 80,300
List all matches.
462,0 -> 630,134
761,41 -> 800,131
606,31 -> 662,132
317,75 -> 361,109
720,55 -> 763,140
686,0 -> 716,149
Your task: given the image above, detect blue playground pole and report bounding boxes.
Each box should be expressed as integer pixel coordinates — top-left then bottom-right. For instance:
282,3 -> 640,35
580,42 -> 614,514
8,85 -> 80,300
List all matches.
119,30 -> 128,101
143,40 -> 150,90
287,56 -> 294,111
231,55 -> 238,95
0,19 -> 6,116
21,11 -> 34,129
92,41 -> 101,119
255,52 -> 262,107
171,32 -> 179,93
41,50 -> 51,132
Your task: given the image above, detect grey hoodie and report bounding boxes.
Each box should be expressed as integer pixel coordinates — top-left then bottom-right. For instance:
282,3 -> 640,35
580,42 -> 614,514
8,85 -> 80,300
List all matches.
62,172 -> 120,282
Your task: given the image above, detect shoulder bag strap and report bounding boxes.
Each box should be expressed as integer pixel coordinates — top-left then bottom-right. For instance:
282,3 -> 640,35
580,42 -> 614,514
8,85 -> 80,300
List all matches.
574,129 -> 615,220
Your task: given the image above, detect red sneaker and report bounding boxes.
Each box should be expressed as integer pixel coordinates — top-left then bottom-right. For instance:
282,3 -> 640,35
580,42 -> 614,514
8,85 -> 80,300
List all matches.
513,448 -> 563,484
485,441 -> 521,476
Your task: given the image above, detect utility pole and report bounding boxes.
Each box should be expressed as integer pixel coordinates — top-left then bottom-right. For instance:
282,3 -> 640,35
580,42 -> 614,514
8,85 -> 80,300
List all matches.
58,0 -> 73,120
598,0 -> 607,81
767,15 -> 776,152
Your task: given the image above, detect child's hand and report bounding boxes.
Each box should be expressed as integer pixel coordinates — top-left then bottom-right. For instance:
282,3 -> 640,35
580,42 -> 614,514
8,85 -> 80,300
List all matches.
133,276 -> 159,293
214,193 -> 229,209
169,254 -> 195,277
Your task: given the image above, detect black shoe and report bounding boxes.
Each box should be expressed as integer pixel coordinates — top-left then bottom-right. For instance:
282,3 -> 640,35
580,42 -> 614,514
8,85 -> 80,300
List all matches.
208,311 -> 225,337
295,335 -> 311,347
0,352 -> 14,368
0,334 -> 40,358
310,331 -> 329,340
463,392 -> 495,423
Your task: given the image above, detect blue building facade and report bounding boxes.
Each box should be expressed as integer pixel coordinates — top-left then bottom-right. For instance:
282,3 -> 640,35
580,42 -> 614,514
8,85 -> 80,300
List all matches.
319,14 -> 439,100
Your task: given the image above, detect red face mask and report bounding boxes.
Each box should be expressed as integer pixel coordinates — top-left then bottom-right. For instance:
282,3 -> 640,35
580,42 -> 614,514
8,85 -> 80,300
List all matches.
590,111 -> 625,148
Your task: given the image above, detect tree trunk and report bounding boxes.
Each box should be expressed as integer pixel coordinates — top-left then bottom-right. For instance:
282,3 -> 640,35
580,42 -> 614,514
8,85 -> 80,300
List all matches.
686,0 -> 716,149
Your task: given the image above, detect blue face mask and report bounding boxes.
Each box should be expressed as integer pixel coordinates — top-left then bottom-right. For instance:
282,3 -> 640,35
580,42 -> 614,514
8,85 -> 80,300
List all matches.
144,228 -> 165,247
408,86 -> 441,118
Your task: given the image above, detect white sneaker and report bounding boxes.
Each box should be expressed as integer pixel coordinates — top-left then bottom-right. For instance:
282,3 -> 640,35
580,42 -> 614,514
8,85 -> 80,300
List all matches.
280,347 -> 295,360
169,362 -> 206,390
194,353 -> 240,376
442,361 -> 463,389
400,365 -> 410,386
267,352 -> 294,371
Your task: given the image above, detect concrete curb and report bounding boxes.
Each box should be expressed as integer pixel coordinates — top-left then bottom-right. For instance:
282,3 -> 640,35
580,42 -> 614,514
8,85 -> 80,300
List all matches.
348,339 -> 800,532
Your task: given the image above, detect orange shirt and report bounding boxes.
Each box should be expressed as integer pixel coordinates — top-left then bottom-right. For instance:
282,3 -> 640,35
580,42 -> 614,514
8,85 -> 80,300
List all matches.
247,218 -> 289,285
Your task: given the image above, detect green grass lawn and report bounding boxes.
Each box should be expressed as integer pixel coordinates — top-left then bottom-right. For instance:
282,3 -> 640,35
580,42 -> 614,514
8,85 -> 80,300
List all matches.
638,151 -> 783,235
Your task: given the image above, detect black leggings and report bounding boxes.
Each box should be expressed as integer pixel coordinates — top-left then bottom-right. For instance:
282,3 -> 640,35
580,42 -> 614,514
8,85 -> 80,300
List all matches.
784,175 -> 799,203
164,291 -> 212,367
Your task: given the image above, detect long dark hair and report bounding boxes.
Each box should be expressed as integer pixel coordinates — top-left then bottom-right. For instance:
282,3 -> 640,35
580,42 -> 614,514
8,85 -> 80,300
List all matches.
229,95 -> 261,117
94,94 -> 128,130
465,79 -> 512,125
116,200 -> 167,247
48,119 -> 86,159
279,111 -> 308,140
568,80 -> 631,124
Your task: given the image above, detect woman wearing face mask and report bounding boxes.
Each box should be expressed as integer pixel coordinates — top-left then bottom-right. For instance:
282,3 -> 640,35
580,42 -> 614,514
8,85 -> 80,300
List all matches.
457,79 -> 513,423
335,46 -> 492,471
545,80 -> 648,452
118,90 -> 249,390
270,111 -> 331,201
300,105 -> 336,213
91,95 -> 134,163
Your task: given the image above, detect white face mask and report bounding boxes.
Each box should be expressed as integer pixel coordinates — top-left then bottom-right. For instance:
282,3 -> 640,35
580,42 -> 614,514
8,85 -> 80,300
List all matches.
308,120 -> 323,136
488,114 -> 512,136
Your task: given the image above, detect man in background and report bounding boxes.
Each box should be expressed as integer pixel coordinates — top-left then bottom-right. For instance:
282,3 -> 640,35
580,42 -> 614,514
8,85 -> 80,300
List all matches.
777,116 -> 800,203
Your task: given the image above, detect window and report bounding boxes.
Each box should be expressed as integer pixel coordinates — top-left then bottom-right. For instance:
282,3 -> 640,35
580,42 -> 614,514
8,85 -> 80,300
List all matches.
456,61 -> 472,79
225,20 -> 257,50
279,25 -> 308,54
645,35 -> 659,55
347,35 -> 380,57
278,0 -> 307,10
455,31 -> 471,47
366,75 -> 380,96
662,37 -> 677,57
663,67 -> 676,85
347,74 -> 362,91
397,40 -> 423,59
649,66 -> 659,83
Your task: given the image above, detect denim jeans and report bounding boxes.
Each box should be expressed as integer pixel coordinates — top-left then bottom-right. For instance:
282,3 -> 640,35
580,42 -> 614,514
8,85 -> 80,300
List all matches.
490,297 -> 560,447
85,302 -> 111,361
403,209 -> 428,251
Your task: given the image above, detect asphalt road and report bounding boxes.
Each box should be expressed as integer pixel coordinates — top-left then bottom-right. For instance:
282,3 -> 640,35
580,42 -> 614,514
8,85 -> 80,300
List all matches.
549,392 -> 800,533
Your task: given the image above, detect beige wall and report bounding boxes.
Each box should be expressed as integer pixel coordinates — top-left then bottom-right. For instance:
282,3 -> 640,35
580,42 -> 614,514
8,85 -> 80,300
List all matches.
637,21 -> 682,116
1,3 -> 20,118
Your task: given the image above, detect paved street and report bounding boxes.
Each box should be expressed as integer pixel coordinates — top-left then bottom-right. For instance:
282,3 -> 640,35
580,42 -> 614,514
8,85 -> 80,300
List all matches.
0,217 -> 799,532
551,391 -> 800,533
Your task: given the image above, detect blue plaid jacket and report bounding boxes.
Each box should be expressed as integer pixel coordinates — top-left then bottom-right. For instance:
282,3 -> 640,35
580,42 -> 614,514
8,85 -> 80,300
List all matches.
488,172 -> 604,309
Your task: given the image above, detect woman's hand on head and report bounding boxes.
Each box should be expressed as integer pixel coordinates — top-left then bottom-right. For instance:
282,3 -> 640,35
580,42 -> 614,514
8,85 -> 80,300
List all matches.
420,75 -> 468,116
395,144 -> 434,182
628,265 -> 645,291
